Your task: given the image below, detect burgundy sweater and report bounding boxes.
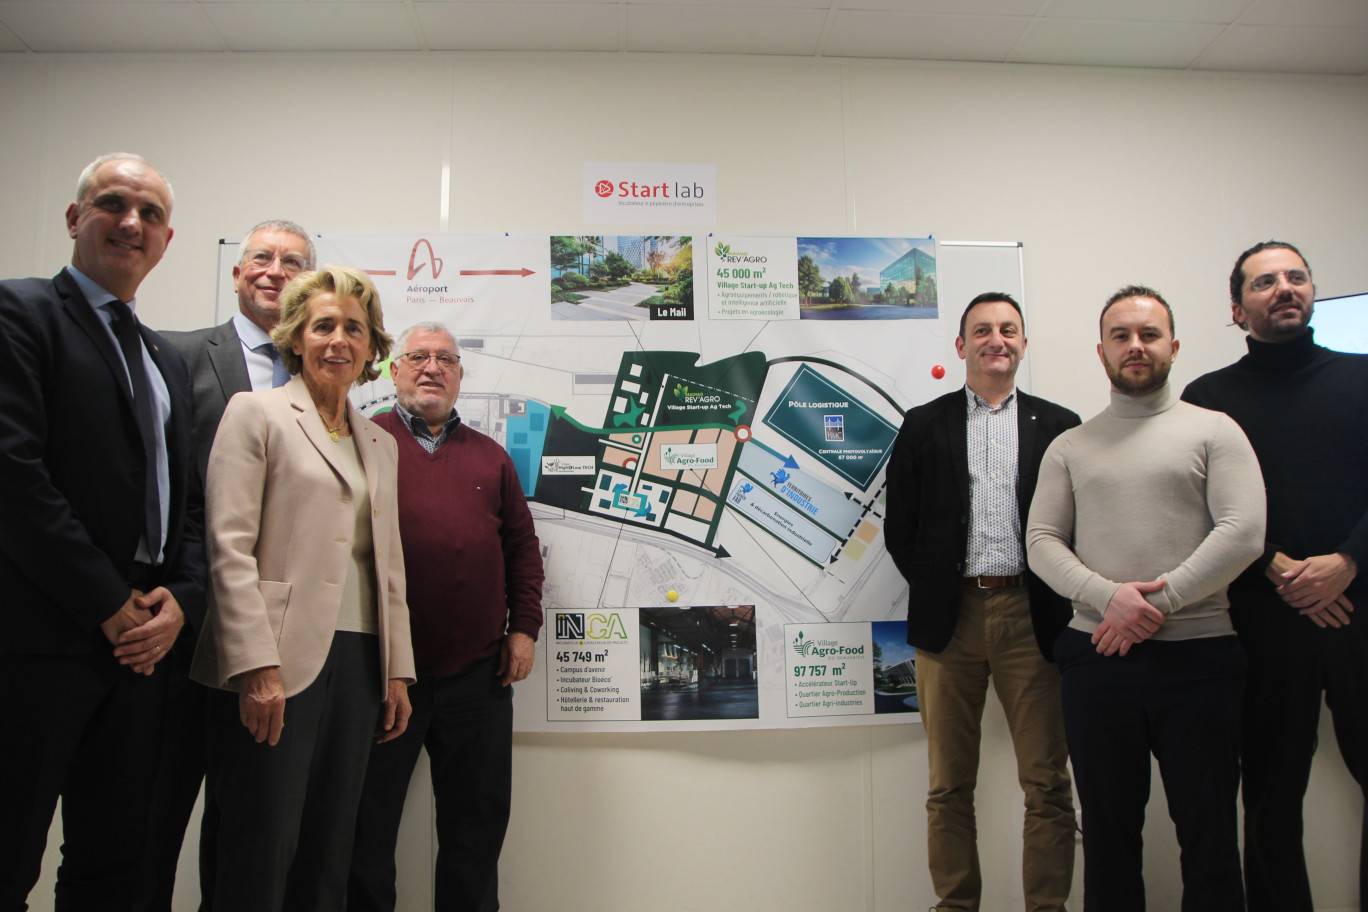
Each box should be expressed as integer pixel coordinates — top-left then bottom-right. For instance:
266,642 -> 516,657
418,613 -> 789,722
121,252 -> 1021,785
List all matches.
374,410 -> 544,678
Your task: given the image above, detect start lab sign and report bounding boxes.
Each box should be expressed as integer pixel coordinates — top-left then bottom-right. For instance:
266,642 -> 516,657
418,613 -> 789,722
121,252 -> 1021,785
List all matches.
582,161 -> 716,226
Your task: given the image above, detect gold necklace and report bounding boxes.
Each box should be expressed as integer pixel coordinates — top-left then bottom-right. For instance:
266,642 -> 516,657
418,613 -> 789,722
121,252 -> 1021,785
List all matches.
317,408 -> 348,442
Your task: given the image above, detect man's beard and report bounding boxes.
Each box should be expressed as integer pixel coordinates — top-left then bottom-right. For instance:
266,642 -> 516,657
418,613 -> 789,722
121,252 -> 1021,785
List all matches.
1253,292 -> 1312,341
1106,356 -> 1171,395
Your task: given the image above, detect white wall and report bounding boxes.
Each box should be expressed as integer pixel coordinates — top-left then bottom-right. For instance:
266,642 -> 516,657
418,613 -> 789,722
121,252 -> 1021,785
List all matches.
6,51 -> 1365,912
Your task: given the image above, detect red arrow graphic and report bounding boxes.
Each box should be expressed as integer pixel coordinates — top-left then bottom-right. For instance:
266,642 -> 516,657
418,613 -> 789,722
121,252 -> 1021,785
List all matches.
459,268 -> 536,278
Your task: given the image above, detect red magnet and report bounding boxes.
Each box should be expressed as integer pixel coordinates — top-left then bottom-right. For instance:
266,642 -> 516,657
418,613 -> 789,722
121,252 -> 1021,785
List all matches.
931,364 -> 946,379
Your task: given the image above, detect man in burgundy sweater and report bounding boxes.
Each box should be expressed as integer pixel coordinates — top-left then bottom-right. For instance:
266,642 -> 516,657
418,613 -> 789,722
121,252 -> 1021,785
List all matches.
349,321 -> 544,912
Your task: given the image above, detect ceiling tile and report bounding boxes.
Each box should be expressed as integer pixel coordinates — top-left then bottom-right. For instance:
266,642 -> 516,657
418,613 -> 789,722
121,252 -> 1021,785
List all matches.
0,2 -> 224,51
1241,0 -> 1368,28
1195,24 -> 1368,74
0,18 -> 26,51
409,0 -> 608,3
823,11 -> 1028,61
627,5 -> 826,54
1011,20 -> 1224,68
8,0 -> 192,4
1040,0 -> 1248,24
841,0 -> 1041,13
414,2 -> 619,51
204,2 -> 420,51
627,0 -> 829,8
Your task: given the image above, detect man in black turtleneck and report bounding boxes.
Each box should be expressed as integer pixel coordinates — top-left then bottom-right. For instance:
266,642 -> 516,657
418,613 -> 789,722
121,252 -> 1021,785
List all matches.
1182,240 -> 1368,912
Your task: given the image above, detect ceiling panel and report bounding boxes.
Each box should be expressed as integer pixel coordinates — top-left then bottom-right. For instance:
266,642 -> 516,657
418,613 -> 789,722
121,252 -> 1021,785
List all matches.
204,2 -> 420,51
0,2 -> 224,52
1040,0 -> 1249,25
16,0 -> 188,4
824,11 -> 1028,61
0,17 -> 24,51
840,0 -> 1042,14
1011,20 -> 1225,69
628,0 -> 829,8
414,2 -> 619,51
409,0 -> 609,4
1241,0 -> 1368,28
628,5 -> 826,54
1195,24 -> 1368,74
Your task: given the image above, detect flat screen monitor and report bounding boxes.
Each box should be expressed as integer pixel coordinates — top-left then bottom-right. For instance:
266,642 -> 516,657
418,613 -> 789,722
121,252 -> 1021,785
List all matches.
1311,292 -> 1368,354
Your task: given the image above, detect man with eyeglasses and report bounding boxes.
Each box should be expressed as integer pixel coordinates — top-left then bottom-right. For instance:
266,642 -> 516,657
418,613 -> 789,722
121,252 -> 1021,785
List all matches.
349,321 -> 543,912
1183,240 -> 1368,912
164,219 -> 315,483
133,219 -> 315,910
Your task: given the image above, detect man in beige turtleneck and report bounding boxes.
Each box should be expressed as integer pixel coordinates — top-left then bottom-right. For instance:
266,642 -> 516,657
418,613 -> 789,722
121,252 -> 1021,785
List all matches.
1026,285 -> 1265,912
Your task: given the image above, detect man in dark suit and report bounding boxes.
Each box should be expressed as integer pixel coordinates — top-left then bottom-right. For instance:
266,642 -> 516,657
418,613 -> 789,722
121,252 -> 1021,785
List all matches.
884,292 -> 1080,912
133,219 -> 314,911
0,152 -> 205,911
162,219 -> 315,483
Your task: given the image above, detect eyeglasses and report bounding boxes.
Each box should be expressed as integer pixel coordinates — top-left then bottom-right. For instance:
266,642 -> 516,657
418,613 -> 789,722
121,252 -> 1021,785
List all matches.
398,350 -> 461,371
243,249 -> 309,276
1248,269 -> 1311,293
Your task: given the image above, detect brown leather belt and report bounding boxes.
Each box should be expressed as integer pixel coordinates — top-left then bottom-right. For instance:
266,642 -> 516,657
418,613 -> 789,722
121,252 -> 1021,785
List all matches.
964,574 -> 1025,589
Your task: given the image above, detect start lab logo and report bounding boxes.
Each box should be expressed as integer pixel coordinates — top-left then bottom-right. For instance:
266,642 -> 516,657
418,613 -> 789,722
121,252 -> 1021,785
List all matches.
407,238 -> 444,281
583,161 -> 715,226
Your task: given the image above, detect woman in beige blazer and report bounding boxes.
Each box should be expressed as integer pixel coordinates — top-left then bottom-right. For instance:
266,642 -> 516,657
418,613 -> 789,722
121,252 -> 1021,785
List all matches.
192,265 -> 415,912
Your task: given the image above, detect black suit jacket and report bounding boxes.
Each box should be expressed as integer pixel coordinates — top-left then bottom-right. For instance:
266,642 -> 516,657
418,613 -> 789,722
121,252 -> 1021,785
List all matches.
0,270 -> 206,655
161,319 -> 252,484
884,387 -> 1080,660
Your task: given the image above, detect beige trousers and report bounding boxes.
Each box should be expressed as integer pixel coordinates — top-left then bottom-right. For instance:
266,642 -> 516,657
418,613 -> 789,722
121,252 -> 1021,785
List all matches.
918,585 -> 1075,912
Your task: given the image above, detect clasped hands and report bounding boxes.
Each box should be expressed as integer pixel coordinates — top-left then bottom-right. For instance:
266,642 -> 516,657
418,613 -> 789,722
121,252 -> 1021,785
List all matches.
1092,580 -> 1167,657
99,587 -> 184,675
1092,551 -> 1360,655
1267,551 -> 1356,629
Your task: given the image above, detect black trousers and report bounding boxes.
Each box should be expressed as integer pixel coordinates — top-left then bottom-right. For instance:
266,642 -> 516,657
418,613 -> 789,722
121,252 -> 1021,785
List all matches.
348,654 -> 513,912
130,645 -> 208,912
1232,585 -> 1368,912
1056,628 -> 1245,912
204,631 -> 381,912
0,649 -> 165,912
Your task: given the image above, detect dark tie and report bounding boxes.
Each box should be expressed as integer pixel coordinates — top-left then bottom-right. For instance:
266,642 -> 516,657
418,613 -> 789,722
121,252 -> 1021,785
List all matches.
105,300 -> 162,557
258,342 -> 290,388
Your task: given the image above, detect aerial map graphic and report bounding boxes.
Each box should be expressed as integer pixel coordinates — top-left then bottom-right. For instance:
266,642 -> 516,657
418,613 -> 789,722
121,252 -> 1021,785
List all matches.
314,232 -> 947,731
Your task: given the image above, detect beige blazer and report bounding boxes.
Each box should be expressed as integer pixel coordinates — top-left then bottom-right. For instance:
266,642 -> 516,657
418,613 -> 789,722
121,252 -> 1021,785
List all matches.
191,377 -> 415,698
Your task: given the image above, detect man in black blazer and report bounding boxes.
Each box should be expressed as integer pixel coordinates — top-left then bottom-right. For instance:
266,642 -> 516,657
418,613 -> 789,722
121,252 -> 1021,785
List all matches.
885,292 -> 1080,912
162,219 -> 315,482
133,219 -> 314,911
0,153 -> 205,911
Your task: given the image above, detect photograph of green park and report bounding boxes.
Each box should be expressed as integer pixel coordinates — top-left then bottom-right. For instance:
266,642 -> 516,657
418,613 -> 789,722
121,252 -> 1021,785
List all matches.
550,235 -> 694,321
797,237 -> 937,320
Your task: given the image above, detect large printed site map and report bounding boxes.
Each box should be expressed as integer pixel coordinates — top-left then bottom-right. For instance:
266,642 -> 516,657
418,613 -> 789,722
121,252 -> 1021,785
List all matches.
316,232 -> 942,731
